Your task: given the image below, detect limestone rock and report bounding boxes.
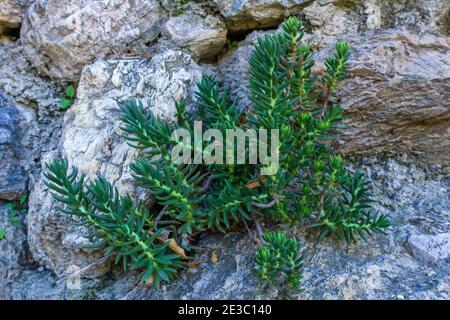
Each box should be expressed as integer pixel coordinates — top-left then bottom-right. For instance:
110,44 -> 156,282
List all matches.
0,93 -> 27,200
0,38 -> 61,199
27,50 -> 202,278
0,0 -> 25,34
302,0 -> 364,36
219,30 -> 450,165
408,233 -> 450,265
213,0 -> 307,32
379,0 -> 450,34
330,31 -> 450,165
164,12 -> 227,61
0,204 -> 27,299
300,0 -> 450,37
21,0 -> 166,81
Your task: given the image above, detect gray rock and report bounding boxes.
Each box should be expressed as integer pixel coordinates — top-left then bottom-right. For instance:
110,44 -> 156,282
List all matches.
219,29 -> 450,165
164,12 -> 227,61
213,0 -> 308,32
0,37 -> 61,201
300,0 -> 450,37
0,93 -> 27,200
0,0 -> 26,34
21,0 -> 166,81
9,269 -> 65,300
379,0 -> 450,35
407,233 -> 450,265
27,50 -> 202,278
302,0 -> 365,36
0,204 -> 27,299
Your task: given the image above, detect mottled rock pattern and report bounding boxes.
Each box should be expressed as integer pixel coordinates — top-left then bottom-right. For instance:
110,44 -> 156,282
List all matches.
301,0 -> 450,37
379,0 -> 450,34
302,0 -> 365,36
164,12 -> 227,61
0,204 -> 27,299
0,38 -> 61,200
0,93 -> 27,200
0,0 -> 25,34
407,233 -> 450,265
214,0 -> 308,32
27,50 -> 202,278
21,0 -> 166,81
219,29 -> 450,165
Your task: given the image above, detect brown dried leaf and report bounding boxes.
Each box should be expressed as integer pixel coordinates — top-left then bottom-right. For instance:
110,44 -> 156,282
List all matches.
166,238 -> 188,259
211,250 -> 218,264
246,179 -> 260,189
246,176 -> 267,189
187,260 -> 203,268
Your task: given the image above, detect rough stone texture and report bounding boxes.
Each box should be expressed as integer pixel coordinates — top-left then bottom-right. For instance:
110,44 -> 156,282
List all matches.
379,0 -> 450,35
219,29 -> 450,165
164,12 -> 227,61
0,37 -> 61,201
21,0 -> 166,81
0,204 -> 27,299
302,0 -> 365,36
329,31 -> 450,165
0,0 -> 25,34
214,0 -> 308,32
0,93 -> 27,200
27,50 -> 202,278
300,0 -> 450,37
407,233 -> 450,265
9,269 -> 65,300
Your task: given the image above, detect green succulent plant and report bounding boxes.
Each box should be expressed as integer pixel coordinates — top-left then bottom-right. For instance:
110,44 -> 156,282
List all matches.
44,16 -> 389,294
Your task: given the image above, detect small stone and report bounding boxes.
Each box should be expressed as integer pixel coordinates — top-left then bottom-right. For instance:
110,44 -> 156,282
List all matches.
164,13 -> 227,61
21,0 -> 166,81
407,233 -> 450,265
213,0 -> 306,32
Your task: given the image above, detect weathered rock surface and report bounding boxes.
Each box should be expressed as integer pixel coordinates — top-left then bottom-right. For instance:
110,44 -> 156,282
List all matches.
21,0 -> 166,81
214,0 -> 308,32
0,93 -> 27,200
301,0 -> 450,36
378,0 -> 450,34
164,12 -> 227,61
0,0 -> 25,34
219,29 -> 450,165
0,204 -> 27,299
27,50 -> 202,278
407,233 -> 450,265
0,38 -> 61,201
